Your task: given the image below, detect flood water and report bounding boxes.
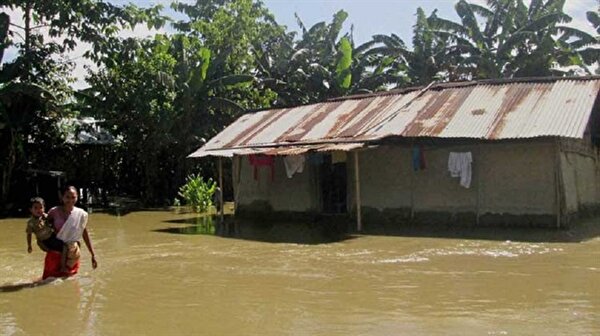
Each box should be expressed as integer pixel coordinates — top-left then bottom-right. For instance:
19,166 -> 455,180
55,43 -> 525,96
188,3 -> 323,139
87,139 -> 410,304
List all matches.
1,210 -> 600,335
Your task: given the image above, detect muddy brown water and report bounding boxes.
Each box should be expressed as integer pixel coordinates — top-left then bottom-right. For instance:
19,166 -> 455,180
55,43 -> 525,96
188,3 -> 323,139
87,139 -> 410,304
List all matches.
1,210 -> 599,335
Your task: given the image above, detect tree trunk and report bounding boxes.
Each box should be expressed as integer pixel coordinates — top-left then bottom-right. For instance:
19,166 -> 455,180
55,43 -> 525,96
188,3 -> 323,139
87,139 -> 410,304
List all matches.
24,1 -> 32,79
0,129 -> 17,212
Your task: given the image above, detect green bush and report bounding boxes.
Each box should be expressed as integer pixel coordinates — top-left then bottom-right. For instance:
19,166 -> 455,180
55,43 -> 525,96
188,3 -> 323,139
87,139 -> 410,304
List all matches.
178,173 -> 217,213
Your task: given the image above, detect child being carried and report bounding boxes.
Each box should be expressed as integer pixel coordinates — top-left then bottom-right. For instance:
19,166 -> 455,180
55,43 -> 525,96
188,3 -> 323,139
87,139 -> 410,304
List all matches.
26,197 -> 75,273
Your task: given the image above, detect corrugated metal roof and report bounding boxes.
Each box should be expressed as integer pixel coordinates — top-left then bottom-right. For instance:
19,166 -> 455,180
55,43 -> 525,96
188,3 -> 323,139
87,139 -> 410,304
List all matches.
191,143 -> 365,158
189,77 -> 600,158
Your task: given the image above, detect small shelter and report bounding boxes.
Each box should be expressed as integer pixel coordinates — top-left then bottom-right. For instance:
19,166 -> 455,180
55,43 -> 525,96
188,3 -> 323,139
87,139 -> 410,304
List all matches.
61,117 -> 120,207
189,76 -> 600,229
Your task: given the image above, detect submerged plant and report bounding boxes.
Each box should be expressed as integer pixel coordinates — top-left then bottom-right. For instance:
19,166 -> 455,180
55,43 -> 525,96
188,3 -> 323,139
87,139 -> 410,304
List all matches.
178,173 -> 217,213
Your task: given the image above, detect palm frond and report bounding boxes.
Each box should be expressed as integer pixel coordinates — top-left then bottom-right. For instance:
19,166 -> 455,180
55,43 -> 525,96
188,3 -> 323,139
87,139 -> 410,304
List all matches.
370,34 -> 406,48
306,22 -> 327,38
555,26 -> 598,49
484,2 -> 507,38
455,0 -> 486,45
528,0 -> 545,19
294,13 -> 307,36
207,74 -> 255,87
517,12 -> 570,34
514,0 -> 528,26
327,10 -> 348,44
429,17 -> 470,37
207,96 -> 246,113
578,48 -> 600,65
430,30 -> 476,50
363,46 -> 410,60
587,11 -> 600,34
354,40 -> 378,55
497,30 -> 536,56
290,48 -> 310,62
469,3 -> 494,19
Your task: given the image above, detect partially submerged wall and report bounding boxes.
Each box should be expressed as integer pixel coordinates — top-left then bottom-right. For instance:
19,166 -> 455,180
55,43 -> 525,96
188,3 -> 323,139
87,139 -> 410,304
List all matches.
233,155 -> 318,219
354,140 -> 557,228
233,139 -> 600,228
559,138 -> 600,221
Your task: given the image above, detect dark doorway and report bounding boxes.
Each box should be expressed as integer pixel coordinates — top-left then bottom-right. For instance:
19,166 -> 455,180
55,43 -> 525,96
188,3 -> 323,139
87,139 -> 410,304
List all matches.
320,154 -> 347,214
26,169 -> 65,210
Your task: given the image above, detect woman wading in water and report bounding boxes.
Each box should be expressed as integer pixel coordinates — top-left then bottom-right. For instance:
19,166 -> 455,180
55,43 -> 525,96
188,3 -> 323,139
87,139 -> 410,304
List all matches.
43,186 -> 98,279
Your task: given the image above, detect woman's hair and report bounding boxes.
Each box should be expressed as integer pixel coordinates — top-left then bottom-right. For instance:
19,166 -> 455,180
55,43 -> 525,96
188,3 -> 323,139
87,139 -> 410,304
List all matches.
60,185 -> 78,196
29,197 -> 45,208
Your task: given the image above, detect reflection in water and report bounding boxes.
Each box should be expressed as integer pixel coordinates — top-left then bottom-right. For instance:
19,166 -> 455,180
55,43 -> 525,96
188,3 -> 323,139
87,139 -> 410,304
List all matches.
156,215 -> 216,235
1,211 -> 600,335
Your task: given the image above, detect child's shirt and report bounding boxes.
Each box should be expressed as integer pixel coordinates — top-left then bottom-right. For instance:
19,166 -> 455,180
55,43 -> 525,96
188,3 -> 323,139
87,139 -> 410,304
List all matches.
25,215 -> 54,241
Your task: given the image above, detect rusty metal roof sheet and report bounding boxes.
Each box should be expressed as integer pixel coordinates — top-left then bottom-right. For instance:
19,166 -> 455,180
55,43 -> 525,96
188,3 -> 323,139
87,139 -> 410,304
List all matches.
189,77 -> 600,158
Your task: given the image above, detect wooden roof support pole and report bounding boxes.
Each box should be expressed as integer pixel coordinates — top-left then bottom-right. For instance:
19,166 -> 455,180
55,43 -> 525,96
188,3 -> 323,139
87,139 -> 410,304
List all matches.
555,139 -> 562,229
410,169 -> 414,219
476,143 -> 482,226
410,148 -> 415,220
354,151 -> 362,232
218,156 -> 224,224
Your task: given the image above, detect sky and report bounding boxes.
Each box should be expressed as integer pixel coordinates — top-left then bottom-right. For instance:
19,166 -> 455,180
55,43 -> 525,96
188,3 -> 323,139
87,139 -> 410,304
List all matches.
266,0 -> 597,45
112,0 -> 597,44
3,0 -> 598,88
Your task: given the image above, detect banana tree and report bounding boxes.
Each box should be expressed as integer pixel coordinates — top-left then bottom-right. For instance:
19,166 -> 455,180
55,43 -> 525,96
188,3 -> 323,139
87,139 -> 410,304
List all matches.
362,8 -> 451,87
253,10 -> 384,106
431,0 -> 599,79
430,0 -> 513,79
586,10 -> 600,74
85,33 -> 258,203
505,0 -> 598,76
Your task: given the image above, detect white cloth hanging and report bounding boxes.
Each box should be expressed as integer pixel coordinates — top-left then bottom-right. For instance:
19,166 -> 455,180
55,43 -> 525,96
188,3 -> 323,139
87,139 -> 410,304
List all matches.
448,152 -> 472,188
283,155 -> 305,178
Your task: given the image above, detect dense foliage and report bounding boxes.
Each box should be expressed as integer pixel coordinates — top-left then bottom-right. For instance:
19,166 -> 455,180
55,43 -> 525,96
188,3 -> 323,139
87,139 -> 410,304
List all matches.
1,0 -> 598,214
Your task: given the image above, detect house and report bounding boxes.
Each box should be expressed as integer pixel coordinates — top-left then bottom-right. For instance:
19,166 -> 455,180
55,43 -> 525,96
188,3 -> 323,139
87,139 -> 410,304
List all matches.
189,76 -> 600,230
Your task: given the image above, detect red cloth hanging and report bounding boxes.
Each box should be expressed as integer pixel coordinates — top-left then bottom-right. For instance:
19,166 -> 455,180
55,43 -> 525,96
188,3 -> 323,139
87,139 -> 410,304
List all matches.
248,155 -> 275,181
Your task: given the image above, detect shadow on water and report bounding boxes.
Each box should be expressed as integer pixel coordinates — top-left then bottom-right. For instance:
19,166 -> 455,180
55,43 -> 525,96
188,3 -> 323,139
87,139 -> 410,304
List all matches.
157,215 -> 355,245
157,214 -> 600,244
0,278 -> 61,293
92,207 -> 173,216
359,219 -> 600,243
95,205 -> 223,217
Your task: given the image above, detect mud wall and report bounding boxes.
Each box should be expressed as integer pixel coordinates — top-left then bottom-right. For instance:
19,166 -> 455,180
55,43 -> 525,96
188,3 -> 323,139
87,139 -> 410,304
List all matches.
233,155 -> 318,213
233,139 -> 600,227
559,139 -> 600,219
353,141 -> 556,218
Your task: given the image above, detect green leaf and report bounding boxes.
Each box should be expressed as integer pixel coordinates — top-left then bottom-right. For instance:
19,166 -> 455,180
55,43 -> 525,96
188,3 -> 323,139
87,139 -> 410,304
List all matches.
587,11 -> 600,34
335,37 -> 352,89
209,74 -> 255,87
199,47 -> 211,80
